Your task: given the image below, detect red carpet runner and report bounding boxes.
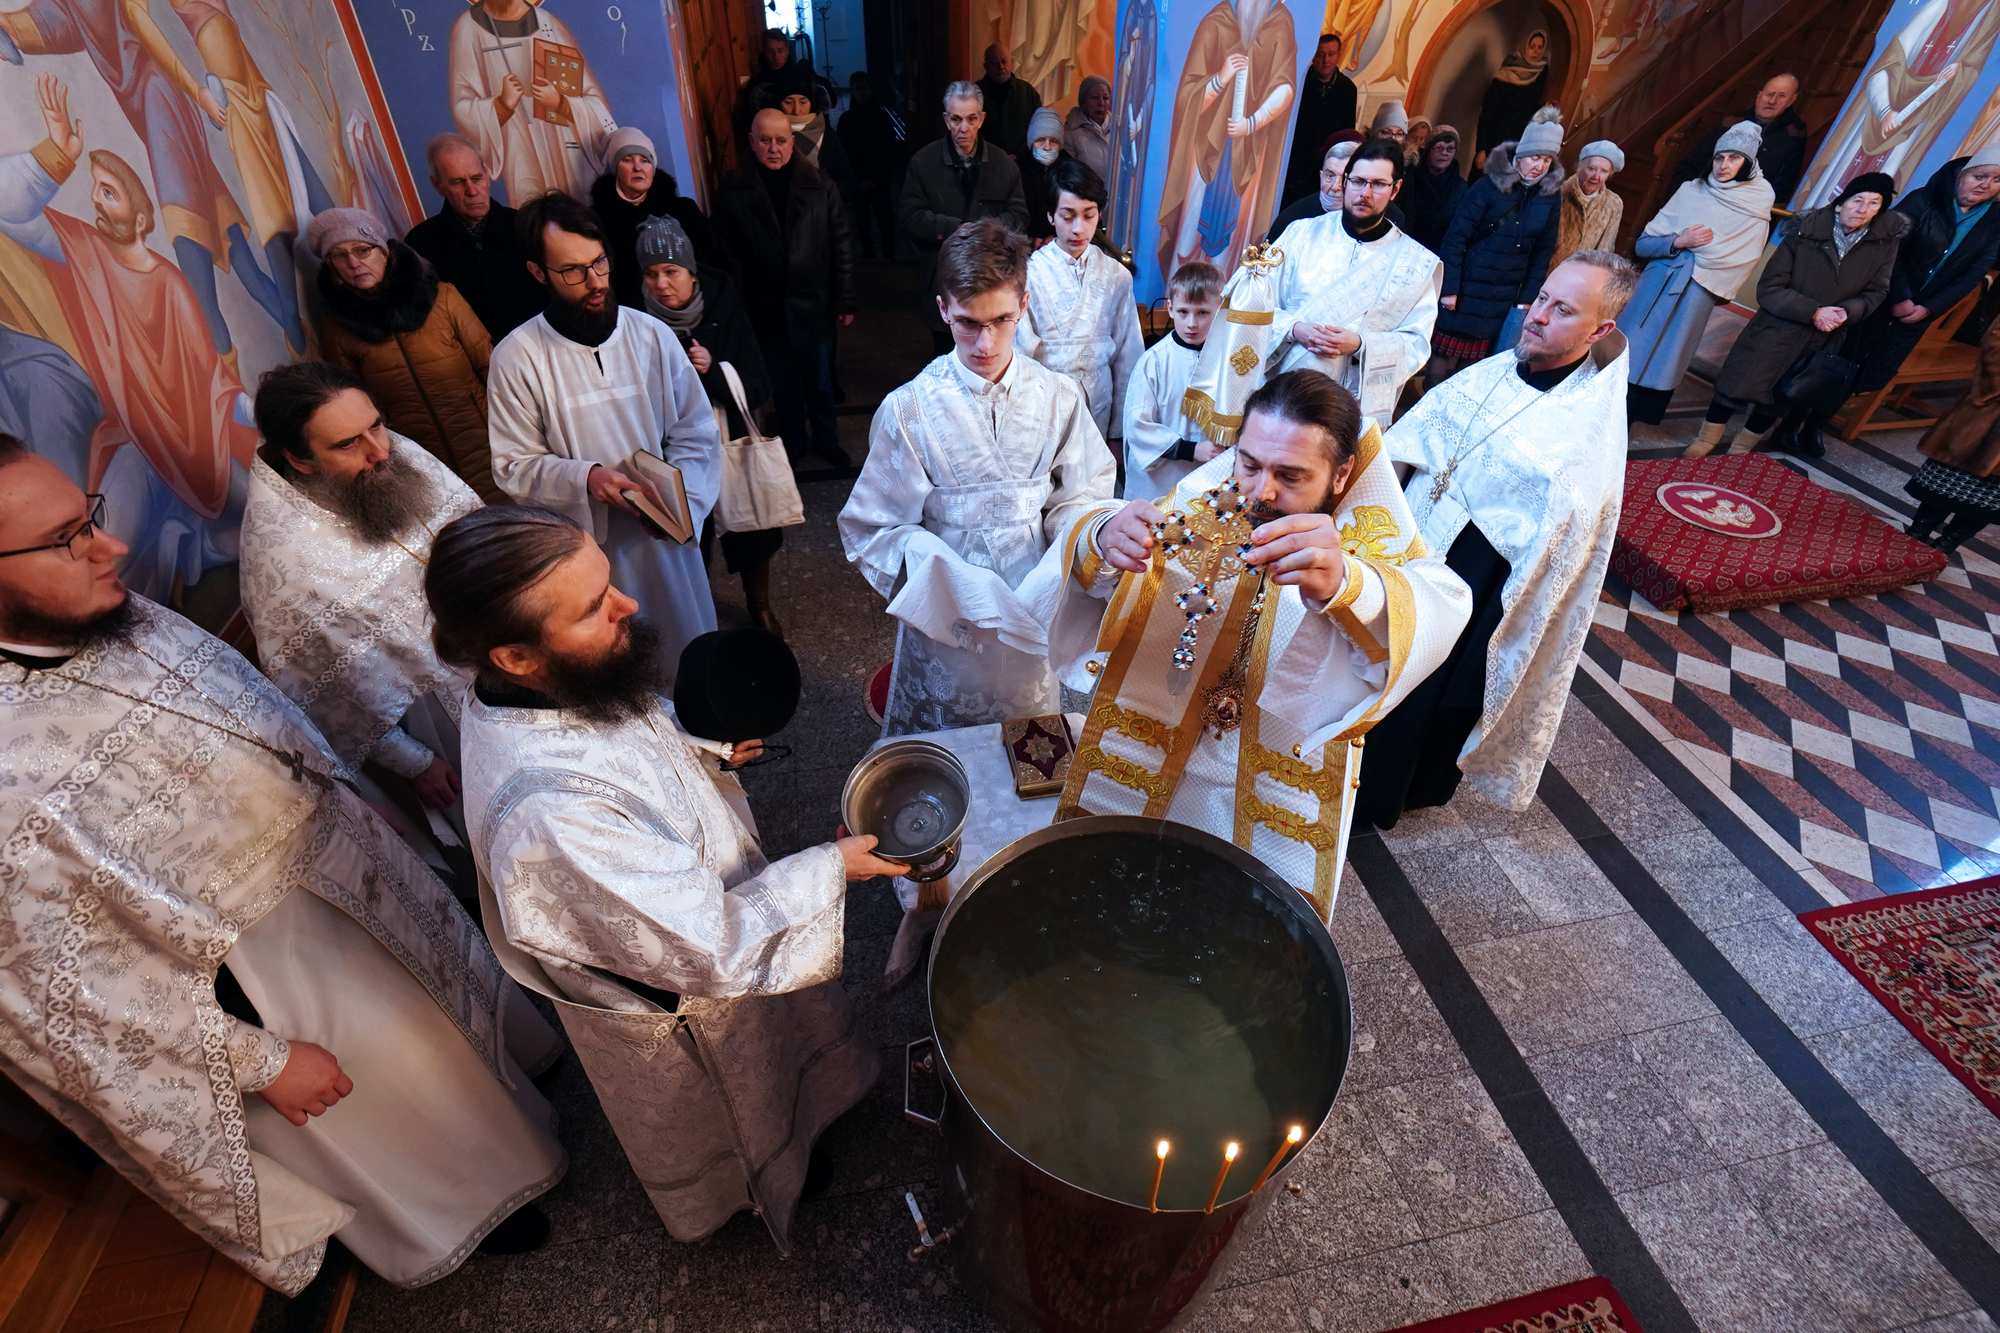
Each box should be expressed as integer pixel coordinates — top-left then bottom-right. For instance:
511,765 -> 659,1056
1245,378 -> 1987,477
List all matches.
1802,877 -> 2000,1118
1385,1277 -> 1642,1332
1612,455 -> 1945,612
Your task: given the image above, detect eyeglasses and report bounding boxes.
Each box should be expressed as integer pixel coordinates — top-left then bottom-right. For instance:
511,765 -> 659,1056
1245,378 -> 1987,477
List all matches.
1347,177 -> 1396,194
325,242 -> 381,264
0,494 -> 107,561
948,313 -> 1021,339
549,254 -> 612,286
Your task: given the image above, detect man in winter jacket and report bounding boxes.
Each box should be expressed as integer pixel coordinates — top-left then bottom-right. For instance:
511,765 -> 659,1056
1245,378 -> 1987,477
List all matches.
405,134 -> 547,342
1847,148 -> 2000,395
1672,74 -> 1810,209
898,82 -> 1029,354
714,109 -> 856,470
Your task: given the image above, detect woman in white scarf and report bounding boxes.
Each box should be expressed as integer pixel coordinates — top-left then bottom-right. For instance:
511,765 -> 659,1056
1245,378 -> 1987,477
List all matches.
1618,120 -> 1776,424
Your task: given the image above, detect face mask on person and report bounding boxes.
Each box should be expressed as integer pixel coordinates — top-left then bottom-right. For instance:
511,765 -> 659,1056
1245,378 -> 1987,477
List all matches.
1033,144 -> 1061,166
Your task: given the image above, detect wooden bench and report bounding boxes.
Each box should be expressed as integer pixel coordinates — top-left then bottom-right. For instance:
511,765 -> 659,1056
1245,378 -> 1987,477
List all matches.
1832,282 -> 1987,437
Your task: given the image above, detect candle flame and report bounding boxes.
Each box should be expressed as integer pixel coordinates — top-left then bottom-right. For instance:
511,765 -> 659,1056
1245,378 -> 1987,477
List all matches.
1225,1142 -> 1240,1161
1157,1140 -> 1171,1158
1287,1125 -> 1304,1144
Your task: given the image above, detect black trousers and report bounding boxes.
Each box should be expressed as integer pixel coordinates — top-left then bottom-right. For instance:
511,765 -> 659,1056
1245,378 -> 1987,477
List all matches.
1352,523 -> 1512,830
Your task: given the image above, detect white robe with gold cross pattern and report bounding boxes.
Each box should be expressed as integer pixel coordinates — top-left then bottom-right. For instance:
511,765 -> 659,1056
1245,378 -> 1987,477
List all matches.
1034,426 -> 1471,911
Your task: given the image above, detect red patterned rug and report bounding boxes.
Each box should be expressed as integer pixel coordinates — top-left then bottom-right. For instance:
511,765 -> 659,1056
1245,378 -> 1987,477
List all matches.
1612,455 -> 1946,612
1802,878 -> 2000,1117
1386,1278 -> 1641,1333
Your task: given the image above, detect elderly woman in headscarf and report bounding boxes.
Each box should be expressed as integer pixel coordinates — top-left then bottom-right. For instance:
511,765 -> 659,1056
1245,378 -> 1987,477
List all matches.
1686,172 -> 1903,458
1065,75 -> 1113,182
1552,140 -> 1625,270
307,207 -> 501,503
1019,105 -> 1072,242
635,217 -> 786,636
1478,28 -> 1549,158
1618,121 -> 1775,425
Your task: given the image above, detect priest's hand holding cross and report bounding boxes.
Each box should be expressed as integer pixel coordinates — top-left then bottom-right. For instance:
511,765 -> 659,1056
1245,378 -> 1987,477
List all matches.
1096,499 -> 1348,602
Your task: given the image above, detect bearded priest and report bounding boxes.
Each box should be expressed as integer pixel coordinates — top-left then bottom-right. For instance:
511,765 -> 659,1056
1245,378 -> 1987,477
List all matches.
438,506 -> 905,1253
841,218 -> 1116,735
1038,370 -> 1470,913
1358,251 -> 1634,828
1272,139 -> 1441,433
239,363 -> 483,848
0,442 -> 563,1293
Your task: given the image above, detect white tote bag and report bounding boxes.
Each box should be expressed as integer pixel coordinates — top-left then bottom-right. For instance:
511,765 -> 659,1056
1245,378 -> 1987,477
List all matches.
712,361 -> 805,533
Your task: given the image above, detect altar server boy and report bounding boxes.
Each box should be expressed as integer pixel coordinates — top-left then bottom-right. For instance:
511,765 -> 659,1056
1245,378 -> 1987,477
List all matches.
1016,158 -> 1143,445
1122,261 -> 1221,498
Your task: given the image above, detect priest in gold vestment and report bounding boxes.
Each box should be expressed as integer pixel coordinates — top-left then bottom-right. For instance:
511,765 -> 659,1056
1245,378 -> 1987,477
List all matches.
1034,369 -> 1469,911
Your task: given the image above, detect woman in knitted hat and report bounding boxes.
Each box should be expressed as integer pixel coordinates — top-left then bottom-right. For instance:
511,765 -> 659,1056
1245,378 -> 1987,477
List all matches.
1019,106 -> 1072,241
1431,107 -> 1566,383
1688,172 -> 1904,458
635,216 -> 786,636
1619,121 -> 1775,426
1065,76 -> 1114,182
307,207 -> 503,503
588,124 -> 718,311
1552,140 -> 1625,270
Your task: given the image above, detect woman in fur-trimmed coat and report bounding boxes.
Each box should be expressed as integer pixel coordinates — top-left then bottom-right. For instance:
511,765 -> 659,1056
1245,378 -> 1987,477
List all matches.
316,237 -> 501,503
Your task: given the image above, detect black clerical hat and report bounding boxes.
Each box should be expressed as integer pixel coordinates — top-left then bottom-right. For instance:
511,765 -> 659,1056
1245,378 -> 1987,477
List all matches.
674,627 -> 801,741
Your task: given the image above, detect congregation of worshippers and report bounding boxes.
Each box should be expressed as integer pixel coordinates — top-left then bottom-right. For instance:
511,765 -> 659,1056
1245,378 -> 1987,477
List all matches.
6,22 -> 1999,1304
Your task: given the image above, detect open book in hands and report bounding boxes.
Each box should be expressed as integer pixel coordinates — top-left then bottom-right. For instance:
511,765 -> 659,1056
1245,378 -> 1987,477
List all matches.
620,450 -> 695,543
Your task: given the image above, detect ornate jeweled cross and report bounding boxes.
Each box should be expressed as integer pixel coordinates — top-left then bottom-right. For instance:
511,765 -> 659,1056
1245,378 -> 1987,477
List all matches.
1151,477 -> 1263,671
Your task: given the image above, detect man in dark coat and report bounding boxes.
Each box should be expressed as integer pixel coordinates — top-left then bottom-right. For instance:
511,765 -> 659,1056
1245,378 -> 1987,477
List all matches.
1672,74 -> 1811,209
1848,150 -> 2000,395
898,82 -> 1029,354
403,133 -> 545,341
839,71 -> 907,258
977,44 -> 1043,162
714,109 -> 856,470
1281,34 -> 1358,207
1401,126 -> 1468,254
588,126 -> 720,310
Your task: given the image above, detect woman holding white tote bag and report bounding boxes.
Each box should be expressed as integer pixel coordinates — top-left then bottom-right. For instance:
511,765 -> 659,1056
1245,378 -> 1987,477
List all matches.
639,217 -> 802,636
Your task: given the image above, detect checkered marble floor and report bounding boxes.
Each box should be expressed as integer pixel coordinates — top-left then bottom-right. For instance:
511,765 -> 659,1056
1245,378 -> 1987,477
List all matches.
1588,436 -> 2000,903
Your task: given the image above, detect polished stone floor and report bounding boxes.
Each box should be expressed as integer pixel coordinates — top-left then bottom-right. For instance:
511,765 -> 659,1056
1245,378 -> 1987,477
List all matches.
270,271 -> 2000,1333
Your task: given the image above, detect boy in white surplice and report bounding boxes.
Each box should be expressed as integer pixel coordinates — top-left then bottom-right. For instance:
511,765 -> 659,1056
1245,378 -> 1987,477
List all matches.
1123,260 -> 1221,499
840,218 -> 1117,735
1014,158 -> 1144,444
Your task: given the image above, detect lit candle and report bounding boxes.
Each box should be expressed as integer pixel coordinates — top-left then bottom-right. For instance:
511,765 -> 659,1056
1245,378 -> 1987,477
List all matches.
1203,1142 -> 1240,1214
1149,1140 -> 1170,1214
1249,1125 -> 1305,1193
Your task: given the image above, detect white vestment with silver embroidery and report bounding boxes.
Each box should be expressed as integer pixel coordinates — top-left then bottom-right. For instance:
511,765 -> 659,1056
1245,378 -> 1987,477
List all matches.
840,353 -> 1118,736
238,436 -> 479,781
1387,335 -> 1629,810
0,601 -> 560,1294
1272,213 -> 1441,430
1016,241 -> 1145,439
462,693 -> 877,1251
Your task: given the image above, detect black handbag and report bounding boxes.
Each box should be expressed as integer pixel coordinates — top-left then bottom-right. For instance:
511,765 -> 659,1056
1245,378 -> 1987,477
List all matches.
1775,345 -> 1858,414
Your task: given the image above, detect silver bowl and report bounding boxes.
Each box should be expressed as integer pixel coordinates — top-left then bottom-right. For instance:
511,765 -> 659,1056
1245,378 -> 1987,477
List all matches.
842,739 -> 970,882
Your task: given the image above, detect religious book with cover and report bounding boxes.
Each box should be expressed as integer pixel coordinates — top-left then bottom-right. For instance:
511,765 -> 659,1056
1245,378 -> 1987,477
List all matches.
1001,714 -> 1076,798
620,450 -> 695,543
532,38 -> 583,125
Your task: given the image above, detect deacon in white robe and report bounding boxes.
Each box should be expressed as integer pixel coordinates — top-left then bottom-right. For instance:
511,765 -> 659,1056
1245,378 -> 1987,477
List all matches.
449,0 -> 618,201
1123,330 -> 1205,498
490,298 -> 720,673
238,407 -> 482,846
1035,368 -> 1470,910
841,219 -> 1117,736
0,455 -> 561,1294
1015,232 -> 1144,440
1360,253 -> 1631,825
1271,143 -> 1441,433
434,506 -> 899,1253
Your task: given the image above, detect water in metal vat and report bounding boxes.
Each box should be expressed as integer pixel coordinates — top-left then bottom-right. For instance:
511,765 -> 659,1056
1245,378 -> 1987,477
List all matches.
865,771 -> 967,860
930,831 -> 1341,1212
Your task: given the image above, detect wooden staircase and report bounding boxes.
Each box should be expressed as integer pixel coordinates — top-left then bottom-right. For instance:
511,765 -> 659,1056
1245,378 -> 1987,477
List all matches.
1565,0 -> 1895,250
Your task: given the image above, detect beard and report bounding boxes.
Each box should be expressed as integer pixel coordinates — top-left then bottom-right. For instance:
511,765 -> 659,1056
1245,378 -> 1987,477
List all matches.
291,448 -> 438,544
533,615 -> 672,725
0,590 -> 137,653
94,207 -> 139,246
1249,483 -> 1339,525
544,289 -> 619,346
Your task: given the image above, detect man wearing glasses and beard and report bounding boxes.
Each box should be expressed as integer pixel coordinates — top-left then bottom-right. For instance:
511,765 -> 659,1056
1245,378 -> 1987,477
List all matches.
487,190 -> 723,671
839,218 -> 1115,736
